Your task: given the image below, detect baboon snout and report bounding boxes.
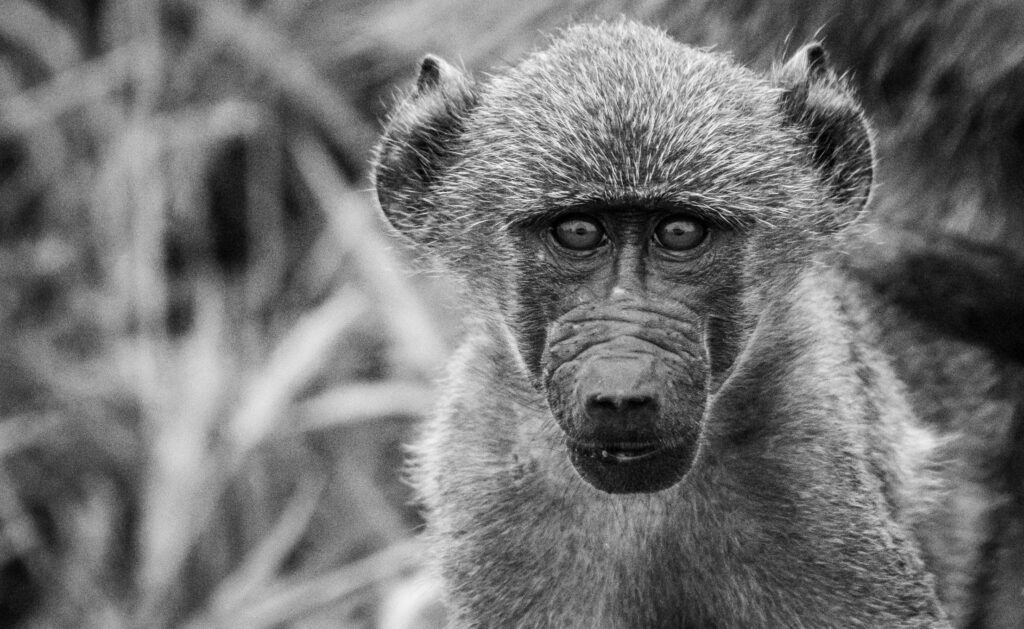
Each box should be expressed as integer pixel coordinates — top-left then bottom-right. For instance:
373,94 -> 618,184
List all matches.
554,350 -> 705,495
542,319 -> 709,494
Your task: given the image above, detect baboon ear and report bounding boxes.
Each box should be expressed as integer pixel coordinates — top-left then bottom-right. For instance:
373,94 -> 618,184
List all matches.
776,43 -> 874,231
372,55 -> 478,245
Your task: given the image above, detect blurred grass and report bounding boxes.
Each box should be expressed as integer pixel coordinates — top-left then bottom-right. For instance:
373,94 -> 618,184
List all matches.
0,1 -> 451,626
1,0 -> 1022,627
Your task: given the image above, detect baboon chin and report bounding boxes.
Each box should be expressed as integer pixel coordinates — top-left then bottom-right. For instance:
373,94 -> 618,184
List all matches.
541,299 -> 709,493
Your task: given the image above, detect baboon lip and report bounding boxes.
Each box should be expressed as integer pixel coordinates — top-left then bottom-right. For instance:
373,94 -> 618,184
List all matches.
566,437 -> 697,494
566,439 -> 664,464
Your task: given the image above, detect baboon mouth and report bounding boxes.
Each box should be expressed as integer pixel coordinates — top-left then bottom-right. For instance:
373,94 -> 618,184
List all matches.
568,440 -> 663,464
566,438 -> 697,494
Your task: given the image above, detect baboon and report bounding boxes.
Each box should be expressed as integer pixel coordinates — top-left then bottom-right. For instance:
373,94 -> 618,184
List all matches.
373,20 -> 1018,628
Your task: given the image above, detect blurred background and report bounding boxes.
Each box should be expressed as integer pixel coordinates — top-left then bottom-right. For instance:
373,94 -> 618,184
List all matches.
0,1 -> 1022,627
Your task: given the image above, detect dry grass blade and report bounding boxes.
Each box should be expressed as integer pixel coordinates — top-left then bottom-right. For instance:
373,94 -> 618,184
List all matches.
88,122 -> 169,340
0,466 -> 42,565
0,44 -> 142,135
290,381 -> 435,432
226,287 -> 369,457
290,134 -> 447,379
203,475 -> 327,616
0,413 -> 66,459
0,0 -> 82,72
181,0 -> 378,161
102,0 -> 163,114
136,293 -> 233,618
164,99 -> 265,151
186,538 -> 425,629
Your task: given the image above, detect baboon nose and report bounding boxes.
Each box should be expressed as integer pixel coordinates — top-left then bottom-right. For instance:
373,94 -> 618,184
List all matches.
585,392 -> 657,421
573,353 -> 664,437
579,387 -> 661,447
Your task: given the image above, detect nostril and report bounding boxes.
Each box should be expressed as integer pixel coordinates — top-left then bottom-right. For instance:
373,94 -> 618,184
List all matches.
586,392 -> 655,414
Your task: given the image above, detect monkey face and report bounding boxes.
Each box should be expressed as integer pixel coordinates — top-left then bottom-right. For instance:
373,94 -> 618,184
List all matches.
375,22 -> 875,496
519,208 -> 743,494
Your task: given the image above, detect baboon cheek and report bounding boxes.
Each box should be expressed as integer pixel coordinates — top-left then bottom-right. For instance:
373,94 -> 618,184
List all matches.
544,338 -> 707,494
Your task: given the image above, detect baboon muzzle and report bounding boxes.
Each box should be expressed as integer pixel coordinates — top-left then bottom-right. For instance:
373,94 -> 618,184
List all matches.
577,354 -> 662,439
543,315 -> 707,494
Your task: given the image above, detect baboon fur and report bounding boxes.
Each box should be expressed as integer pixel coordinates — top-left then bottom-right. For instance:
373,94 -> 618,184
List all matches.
374,21 -> 1015,628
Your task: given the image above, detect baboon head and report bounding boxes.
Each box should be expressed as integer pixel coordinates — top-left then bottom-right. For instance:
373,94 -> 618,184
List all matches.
374,22 -> 873,493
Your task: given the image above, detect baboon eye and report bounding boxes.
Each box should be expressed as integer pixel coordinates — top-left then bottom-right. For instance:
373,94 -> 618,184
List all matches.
654,215 -> 707,251
551,215 -> 605,251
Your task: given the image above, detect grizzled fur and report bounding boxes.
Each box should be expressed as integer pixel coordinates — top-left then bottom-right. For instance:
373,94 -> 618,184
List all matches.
374,21 -> 957,627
